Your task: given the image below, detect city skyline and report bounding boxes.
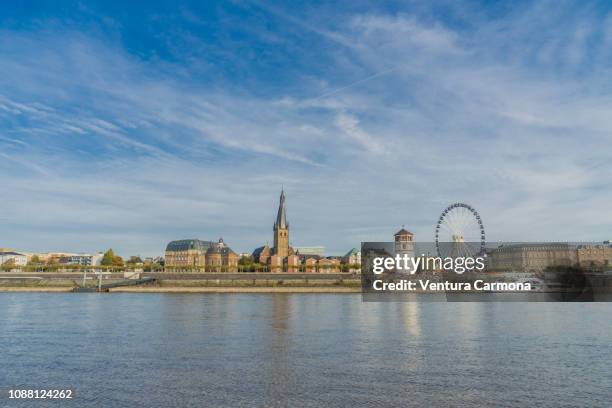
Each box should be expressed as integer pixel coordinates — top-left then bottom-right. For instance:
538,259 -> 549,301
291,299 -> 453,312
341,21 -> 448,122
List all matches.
2,1 -> 612,256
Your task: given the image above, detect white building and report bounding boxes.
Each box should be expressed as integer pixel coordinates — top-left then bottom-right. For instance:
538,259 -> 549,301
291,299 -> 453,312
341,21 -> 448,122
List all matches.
0,251 -> 28,266
342,248 -> 361,272
59,253 -> 103,266
342,248 -> 361,265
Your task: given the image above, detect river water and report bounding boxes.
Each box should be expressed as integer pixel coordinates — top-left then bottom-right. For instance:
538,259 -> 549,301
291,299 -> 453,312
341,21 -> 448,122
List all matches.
1,293 -> 610,407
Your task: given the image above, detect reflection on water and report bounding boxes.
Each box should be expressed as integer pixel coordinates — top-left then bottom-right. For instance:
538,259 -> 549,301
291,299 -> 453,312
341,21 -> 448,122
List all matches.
1,293 -> 611,407
265,295 -> 292,407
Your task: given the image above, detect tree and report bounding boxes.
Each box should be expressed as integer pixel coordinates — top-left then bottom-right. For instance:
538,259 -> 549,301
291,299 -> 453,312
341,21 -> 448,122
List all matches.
2,258 -> 15,267
127,256 -> 143,265
112,255 -> 124,267
145,262 -> 162,272
238,255 -> 254,265
101,249 -> 115,266
238,255 -> 256,272
29,255 -> 41,265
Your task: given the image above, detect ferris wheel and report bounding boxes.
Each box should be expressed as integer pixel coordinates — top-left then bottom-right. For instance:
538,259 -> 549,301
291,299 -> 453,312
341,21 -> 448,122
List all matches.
435,203 -> 485,258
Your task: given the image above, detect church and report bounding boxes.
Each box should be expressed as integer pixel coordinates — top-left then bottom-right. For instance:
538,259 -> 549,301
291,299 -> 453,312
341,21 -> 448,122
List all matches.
252,190 -> 304,272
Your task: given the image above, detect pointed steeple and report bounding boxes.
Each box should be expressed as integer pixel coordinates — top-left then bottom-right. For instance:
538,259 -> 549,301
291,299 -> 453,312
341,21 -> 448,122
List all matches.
274,189 -> 288,229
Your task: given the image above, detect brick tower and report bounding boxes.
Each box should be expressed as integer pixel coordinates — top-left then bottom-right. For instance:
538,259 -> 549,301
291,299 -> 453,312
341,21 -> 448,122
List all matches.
273,189 -> 289,258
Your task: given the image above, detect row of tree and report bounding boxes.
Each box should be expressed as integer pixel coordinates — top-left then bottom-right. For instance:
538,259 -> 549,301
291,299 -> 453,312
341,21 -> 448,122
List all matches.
206,255 -> 361,272
1,249 -> 160,272
3,252 -> 360,273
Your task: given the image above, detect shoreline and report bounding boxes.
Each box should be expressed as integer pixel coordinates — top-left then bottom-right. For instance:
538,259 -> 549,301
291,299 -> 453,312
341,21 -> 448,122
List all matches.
0,275 -> 362,293
110,286 -> 360,293
0,280 -> 361,293
0,286 -> 360,293
0,287 -> 73,292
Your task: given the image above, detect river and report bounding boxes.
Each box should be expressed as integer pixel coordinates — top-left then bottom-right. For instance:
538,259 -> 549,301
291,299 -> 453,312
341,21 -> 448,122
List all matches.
1,293 -> 610,407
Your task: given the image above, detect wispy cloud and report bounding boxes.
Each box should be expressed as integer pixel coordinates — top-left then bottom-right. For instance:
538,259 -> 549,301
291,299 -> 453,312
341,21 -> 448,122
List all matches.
1,1 -> 612,255
334,112 -> 385,154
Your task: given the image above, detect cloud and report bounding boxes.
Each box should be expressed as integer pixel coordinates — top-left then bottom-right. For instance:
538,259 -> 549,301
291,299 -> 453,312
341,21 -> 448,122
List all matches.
334,112 -> 385,154
351,14 -> 463,55
0,30 -> 335,166
1,1 -> 612,255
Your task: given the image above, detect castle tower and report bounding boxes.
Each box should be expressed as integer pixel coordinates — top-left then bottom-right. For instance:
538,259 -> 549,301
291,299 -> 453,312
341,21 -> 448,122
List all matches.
394,226 -> 415,274
273,189 -> 289,258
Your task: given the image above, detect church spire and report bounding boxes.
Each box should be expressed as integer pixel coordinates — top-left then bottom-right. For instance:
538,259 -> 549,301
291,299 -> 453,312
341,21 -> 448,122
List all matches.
274,189 -> 288,229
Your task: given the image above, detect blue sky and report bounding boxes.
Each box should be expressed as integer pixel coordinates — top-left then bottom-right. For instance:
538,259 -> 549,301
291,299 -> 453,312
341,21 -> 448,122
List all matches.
1,0 -> 612,257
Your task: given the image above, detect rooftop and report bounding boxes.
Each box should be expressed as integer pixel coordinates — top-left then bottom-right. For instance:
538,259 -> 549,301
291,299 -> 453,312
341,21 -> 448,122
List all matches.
274,189 -> 288,229
166,238 -> 237,255
165,239 -> 214,252
344,248 -> 360,257
394,228 -> 413,236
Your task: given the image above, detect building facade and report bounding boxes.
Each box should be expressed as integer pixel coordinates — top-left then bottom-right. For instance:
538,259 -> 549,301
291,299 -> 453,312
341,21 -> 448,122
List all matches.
394,227 -> 415,274
165,238 -> 238,271
487,243 -> 612,272
343,248 -> 361,272
487,243 -> 578,272
342,248 -> 361,265
0,251 -> 27,266
576,244 -> 612,269
58,253 -> 103,266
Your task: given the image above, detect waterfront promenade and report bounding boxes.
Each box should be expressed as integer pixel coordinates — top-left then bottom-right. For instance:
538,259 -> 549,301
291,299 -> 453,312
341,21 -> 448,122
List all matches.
0,272 -> 361,292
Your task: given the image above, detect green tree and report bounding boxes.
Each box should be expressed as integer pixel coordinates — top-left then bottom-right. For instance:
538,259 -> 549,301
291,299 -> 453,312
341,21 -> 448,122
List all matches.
29,255 -> 41,265
238,255 -> 256,272
1,259 -> 16,269
101,249 -> 115,266
127,256 -> 143,265
145,262 -> 162,272
238,255 -> 254,265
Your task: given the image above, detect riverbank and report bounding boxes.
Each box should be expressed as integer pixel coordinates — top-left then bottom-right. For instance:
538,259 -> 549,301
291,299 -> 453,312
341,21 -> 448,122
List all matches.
0,286 -> 360,293
110,286 -> 360,293
0,287 -> 73,292
0,277 -> 362,293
